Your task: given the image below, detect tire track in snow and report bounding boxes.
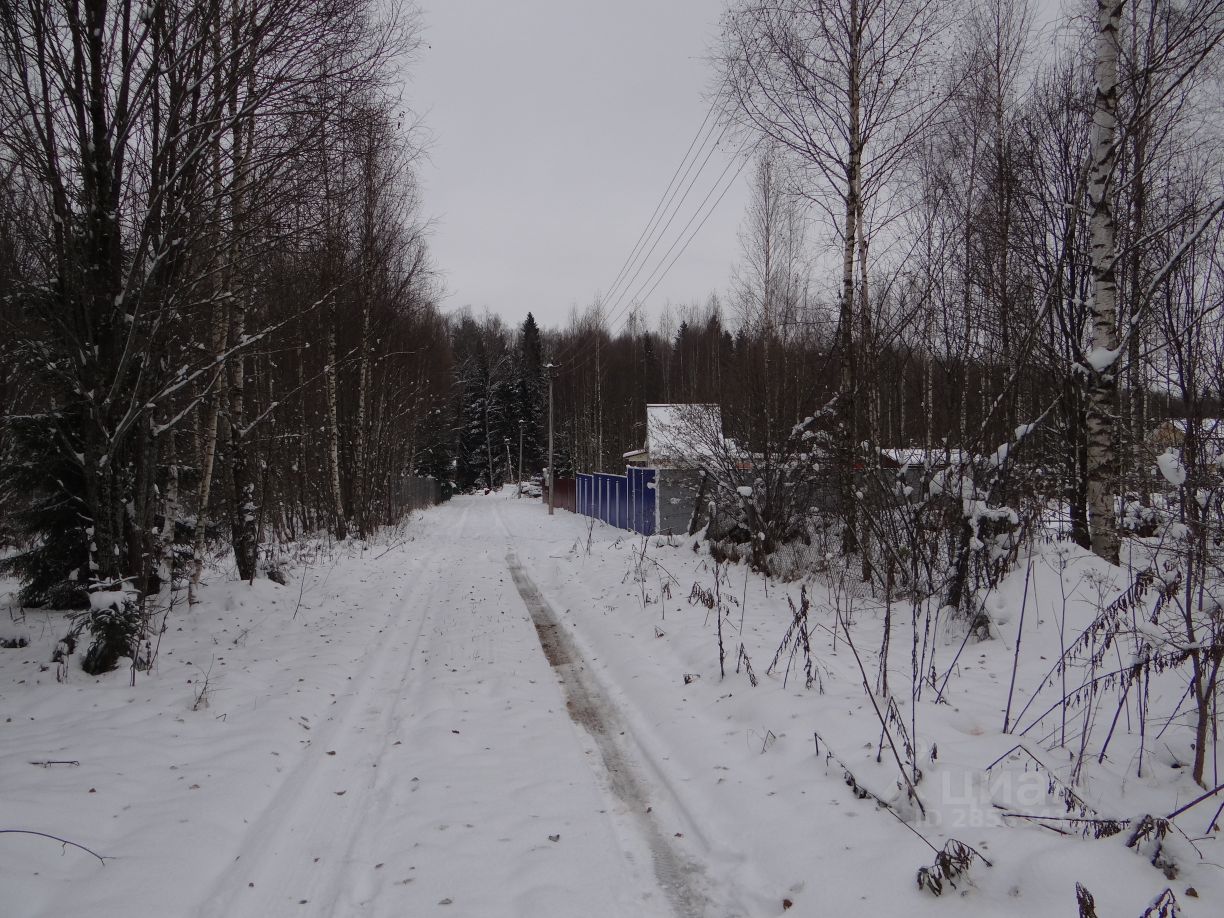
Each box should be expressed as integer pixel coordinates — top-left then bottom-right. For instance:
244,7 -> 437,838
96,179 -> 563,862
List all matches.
194,505 -> 469,918
506,551 -> 713,918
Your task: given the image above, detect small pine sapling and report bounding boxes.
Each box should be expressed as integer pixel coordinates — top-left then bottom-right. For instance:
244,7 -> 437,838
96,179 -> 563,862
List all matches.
80,597 -> 143,675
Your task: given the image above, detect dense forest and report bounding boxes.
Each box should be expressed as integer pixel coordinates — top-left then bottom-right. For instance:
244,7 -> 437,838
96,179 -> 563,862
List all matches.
1,0 -> 1222,723
0,0 -> 451,608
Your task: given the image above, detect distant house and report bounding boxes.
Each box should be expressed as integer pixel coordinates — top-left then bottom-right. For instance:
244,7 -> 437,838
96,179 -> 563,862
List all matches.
873,446 -> 971,497
1150,418 -> 1224,451
878,447 -> 969,471
616,403 -> 743,535
623,403 -> 735,469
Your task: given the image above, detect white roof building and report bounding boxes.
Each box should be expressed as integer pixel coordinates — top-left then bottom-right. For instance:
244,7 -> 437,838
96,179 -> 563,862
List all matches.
624,404 -> 731,469
879,447 -> 970,469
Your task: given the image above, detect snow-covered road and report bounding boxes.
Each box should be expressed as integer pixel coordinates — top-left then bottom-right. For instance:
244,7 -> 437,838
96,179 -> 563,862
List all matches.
6,495 -> 744,918
195,499 -> 691,918
507,551 -> 709,918
6,492 -> 1223,918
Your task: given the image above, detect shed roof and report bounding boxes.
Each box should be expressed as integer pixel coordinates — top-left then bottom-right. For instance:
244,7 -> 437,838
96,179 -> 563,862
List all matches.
880,447 -> 969,468
645,403 -> 724,463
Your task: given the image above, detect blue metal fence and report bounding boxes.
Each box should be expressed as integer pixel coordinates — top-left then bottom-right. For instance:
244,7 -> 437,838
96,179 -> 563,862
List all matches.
575,468 -> 655,535
627,466 -> 656,535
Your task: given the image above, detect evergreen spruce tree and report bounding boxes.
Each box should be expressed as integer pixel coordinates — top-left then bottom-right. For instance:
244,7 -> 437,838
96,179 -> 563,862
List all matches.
514,313 -> 547,474
488,371 -> 518,485
456,347 -> 493,491
414,405 -> 455,491
0,415 -> 91,608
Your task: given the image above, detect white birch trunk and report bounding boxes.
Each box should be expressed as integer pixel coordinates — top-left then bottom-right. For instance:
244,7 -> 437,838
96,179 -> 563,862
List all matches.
326,308 -> 348,540
225,20 -> 258,584
353,296 -> 370,536
1085,0 -> 1124,565
838,0 -> 863,558
189,297 -> 228,604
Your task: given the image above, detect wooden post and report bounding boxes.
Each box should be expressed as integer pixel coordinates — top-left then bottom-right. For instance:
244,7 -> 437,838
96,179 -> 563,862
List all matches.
546,363 -> 557,515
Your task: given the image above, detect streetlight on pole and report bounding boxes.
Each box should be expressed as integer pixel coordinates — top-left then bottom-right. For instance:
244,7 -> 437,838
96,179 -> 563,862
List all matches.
517,418 -> 524,498
545,362 -> 557,515
504,437 -> 512,492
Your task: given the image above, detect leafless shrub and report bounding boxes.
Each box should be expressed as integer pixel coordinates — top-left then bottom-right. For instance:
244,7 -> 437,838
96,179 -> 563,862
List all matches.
916,839 -> 991,896
1077,883 -> 1098,918
1126,815 -> 1178,880
736,645 -> 758,687
191,662 -> 216,712
689,562 -> 738,679
767,586 -> 821,691
1139,888 -> 1180,918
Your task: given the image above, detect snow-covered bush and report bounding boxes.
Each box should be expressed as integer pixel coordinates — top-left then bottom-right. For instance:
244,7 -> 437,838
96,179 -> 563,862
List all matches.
660,403 -> 839,576
80,588 -> 145,675
855,424 -> 1041,631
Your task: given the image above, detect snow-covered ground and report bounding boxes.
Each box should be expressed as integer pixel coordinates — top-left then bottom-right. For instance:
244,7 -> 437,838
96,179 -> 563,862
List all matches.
1,493 -> 1221,917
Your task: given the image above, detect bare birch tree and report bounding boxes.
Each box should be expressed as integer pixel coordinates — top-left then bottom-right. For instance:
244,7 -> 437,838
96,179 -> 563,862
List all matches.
719,0 -> 949,560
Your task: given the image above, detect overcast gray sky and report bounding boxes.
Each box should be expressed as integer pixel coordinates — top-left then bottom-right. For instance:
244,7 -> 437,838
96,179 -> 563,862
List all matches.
412,0 -> 748,332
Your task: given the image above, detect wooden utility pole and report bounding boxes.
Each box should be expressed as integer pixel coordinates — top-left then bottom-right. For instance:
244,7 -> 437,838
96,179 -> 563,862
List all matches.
546,362 -> 557,515
517,418 -> 524,498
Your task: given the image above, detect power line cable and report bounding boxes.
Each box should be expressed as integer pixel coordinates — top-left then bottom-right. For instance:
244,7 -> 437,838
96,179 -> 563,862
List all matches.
560,142 -> 753,376
552,85 -> 734,366
612,140 -> 747,329
595,122 -> 731,331
599,100 -> 724,309
625,147 -> 753,315
552,117 -> 729,367
555,125 -> 736,369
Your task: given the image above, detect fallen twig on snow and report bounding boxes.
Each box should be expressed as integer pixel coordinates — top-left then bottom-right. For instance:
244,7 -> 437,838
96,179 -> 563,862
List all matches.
813,731 -> 937,854
0,829 -> 109,865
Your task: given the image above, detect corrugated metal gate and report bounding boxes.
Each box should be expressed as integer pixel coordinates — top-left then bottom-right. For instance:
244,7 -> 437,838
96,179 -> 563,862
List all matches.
544,476 -> 577,513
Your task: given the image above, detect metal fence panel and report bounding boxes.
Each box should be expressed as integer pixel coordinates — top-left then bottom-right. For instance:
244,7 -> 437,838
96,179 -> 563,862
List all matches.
598,474 -> 613,526
557,477 -> 577,512
630,470 -> 640,533
388,475 -> 445,520
634,470 -> 642,532
642,470 -> 657,535
571,468 -> 660,535
626,467 -> 656,536
604,476 -> 614,527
